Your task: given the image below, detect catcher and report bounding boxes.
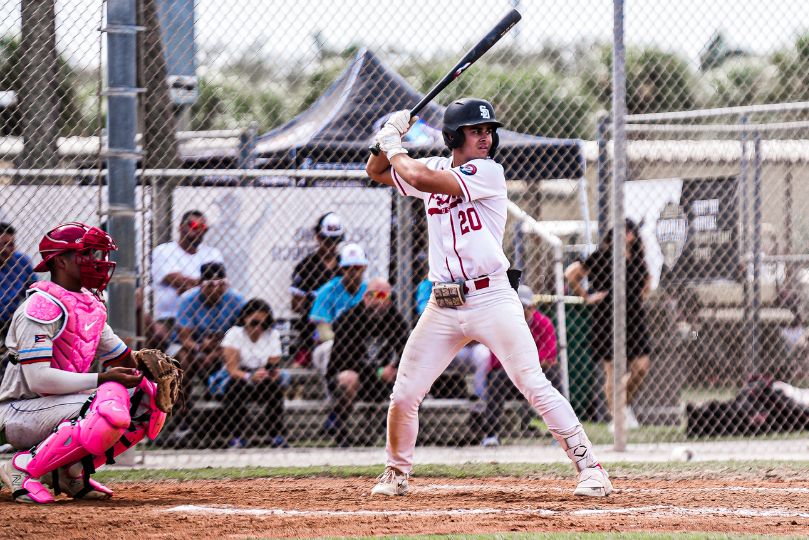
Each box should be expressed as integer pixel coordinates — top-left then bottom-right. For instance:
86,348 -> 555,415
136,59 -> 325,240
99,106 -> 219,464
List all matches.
0,222 -> 181,504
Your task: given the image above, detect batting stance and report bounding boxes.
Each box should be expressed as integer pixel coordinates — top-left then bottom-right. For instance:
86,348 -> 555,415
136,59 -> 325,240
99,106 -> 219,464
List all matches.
0,222 -> 181,504
365,98 -> 612,497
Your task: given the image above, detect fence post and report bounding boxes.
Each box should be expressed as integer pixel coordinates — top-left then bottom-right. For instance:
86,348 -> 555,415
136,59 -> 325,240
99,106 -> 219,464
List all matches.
751,130 -> 762,374
596,112 -> 610,242
104,0 -> 140,351
611,0 -> 628,452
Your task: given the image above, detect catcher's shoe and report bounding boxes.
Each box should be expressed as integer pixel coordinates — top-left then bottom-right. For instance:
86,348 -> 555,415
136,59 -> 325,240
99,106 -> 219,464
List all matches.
0,454 -> 54,504
574,465 -> 613,497
370,466 -> 409,496
42,465 -> 113,500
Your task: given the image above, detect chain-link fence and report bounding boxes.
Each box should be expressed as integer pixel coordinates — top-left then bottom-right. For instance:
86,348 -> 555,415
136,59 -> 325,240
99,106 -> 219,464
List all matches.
1,0 -> 809,460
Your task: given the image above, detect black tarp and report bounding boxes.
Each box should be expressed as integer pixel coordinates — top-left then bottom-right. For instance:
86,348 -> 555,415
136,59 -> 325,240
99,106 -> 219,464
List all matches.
185,49 -> 583,180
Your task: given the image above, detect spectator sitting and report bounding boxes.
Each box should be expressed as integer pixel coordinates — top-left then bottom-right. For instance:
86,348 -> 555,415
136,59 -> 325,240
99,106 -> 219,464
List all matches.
309,243 -> 369,375
289,213 -> 344,366
327,278 -> 407,446
0,223 -> 36,354
174,262 -> 245,428
218,298 -> 288,449
480,285 -> 562,447
149,210 -> 223,351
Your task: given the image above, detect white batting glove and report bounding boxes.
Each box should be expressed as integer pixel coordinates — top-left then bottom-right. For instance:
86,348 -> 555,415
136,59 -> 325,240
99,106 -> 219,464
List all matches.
384,109 -> 418,136
376,125 -> 408,159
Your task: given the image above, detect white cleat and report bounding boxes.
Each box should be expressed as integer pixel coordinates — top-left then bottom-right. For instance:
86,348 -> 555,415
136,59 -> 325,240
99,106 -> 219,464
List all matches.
574,466 -> 613,497
370,467 -> 409,496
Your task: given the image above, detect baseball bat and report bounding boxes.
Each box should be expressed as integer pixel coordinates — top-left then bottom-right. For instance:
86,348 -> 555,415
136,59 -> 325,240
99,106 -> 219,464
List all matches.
370,8 -> 521,155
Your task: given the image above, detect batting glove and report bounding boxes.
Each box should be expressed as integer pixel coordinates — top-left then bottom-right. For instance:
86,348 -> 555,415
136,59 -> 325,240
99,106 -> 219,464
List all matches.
377,125 -> 408,159
385,109 -> 418,136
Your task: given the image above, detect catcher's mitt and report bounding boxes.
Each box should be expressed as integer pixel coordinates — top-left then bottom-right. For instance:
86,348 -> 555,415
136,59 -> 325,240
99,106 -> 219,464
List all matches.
133,349 -> 183,413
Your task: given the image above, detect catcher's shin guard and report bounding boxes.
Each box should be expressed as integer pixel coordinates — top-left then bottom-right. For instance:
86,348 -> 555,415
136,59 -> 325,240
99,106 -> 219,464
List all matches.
46,381 -> 161,500
15,382 -> 131,484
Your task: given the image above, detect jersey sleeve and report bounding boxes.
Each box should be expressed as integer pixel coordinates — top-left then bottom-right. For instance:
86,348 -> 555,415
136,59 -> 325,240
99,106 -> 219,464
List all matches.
389,167 -> 428,200
95,324 -> 131,367
449,159 -> 506,202
13,317 -> 58,365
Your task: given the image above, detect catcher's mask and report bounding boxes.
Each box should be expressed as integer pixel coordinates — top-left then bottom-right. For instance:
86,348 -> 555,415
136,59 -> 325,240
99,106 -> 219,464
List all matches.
34,221 -> 118,292
441,97 -> 502,157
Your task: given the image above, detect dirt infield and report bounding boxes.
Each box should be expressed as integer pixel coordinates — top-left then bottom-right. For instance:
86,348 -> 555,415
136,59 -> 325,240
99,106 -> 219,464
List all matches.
2,474 -> 809,539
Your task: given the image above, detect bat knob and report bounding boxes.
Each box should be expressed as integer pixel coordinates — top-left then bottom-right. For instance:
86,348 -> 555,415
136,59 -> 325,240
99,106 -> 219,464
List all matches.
369,143 -> 381,156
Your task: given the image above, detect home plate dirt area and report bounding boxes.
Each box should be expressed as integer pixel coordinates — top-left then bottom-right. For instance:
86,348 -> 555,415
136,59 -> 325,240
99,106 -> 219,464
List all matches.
2,475 -> 809,538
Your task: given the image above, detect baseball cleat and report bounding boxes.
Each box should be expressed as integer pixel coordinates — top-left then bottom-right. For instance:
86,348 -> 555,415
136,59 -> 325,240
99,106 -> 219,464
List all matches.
574,466 -> 613,497
0,455 -> 54,504
370,467 -> 409,496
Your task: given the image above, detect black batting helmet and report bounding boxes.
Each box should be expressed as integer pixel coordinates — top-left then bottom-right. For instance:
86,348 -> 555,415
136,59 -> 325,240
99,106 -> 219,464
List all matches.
442,98 -> 502,157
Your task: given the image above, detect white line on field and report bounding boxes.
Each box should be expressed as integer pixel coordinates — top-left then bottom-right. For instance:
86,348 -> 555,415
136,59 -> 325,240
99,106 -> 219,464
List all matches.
422,484 -> 809,495
164,504 -> 809,519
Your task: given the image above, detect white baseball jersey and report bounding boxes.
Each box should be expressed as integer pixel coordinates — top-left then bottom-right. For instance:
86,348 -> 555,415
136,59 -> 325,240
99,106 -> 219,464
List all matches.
391,157 -> 510,283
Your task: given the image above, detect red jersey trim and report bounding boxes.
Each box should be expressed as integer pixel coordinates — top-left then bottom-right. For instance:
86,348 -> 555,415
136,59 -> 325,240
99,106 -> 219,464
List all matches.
391,169 -> 407,196
451,170 -> 472,201
448,213 -> 469,280
19,357 -> 51,365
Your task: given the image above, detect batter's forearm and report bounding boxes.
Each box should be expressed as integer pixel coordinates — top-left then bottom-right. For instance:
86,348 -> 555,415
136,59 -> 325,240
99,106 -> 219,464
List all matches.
366,154 -> 395,186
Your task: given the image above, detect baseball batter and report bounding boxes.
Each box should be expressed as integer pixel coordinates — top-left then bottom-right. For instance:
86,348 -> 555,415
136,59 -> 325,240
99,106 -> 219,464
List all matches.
365,98 -> 612,497
0,222 -> 173,504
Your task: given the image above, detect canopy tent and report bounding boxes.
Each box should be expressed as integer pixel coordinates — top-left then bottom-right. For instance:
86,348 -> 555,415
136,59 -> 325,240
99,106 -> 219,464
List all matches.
184,49 -> 584,180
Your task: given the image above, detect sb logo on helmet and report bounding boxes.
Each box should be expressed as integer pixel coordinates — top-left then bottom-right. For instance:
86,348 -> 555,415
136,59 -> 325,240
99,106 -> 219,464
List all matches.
479,105 -> 491,119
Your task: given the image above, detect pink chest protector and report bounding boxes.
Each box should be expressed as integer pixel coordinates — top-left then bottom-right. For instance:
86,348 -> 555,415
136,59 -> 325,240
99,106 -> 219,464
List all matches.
25,282 -> 107,373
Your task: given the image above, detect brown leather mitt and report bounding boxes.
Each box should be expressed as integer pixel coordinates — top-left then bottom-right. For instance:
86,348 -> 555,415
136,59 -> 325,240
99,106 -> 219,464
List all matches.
133,349 -> 183,413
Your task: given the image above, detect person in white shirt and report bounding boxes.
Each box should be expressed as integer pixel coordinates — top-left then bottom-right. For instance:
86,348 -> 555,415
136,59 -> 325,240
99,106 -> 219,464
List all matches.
365,98 -> 612,498
220,298 -> 287,449
149,210 -> 224,349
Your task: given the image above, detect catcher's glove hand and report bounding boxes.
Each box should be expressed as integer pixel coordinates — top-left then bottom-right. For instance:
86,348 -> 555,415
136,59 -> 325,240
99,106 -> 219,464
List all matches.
133,349 -> 183,413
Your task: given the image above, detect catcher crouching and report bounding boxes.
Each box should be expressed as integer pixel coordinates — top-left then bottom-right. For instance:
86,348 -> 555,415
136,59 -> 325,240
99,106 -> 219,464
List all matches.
0,222 -> 182,504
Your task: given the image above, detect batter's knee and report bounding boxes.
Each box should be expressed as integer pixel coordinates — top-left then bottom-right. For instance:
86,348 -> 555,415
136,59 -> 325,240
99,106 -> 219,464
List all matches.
388,383 -> 424,415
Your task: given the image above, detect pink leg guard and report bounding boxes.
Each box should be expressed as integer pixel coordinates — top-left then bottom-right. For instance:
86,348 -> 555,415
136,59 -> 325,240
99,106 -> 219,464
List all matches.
18,382 -> 131,480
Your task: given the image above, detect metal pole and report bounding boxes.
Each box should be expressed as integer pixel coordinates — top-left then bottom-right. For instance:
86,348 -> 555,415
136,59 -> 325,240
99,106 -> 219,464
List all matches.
395,196 -> 415,328
596,112 -> 610,241
751,131 -> 762,374
784,169 -> 794,289
738,115 -> 752,377
611,0 -> 628,452
553,242 -> 570,400
105,0 -> 139,349
512,220 -> 524,270
578,176 -> 594,255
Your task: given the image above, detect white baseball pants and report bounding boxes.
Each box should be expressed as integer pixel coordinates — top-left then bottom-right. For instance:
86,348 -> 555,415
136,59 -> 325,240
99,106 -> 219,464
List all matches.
385,278 -> 583,474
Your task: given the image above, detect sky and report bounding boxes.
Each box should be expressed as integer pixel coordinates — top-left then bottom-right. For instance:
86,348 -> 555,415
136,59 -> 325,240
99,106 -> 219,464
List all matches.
0,0 -> 807,72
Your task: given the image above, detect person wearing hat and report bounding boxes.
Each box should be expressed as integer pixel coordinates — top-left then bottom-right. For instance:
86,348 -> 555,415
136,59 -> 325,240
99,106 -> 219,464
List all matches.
309,243 -> 369,393
149,210 -> 224,351
565,219 -> 651,432
173,261 -> 245,432
480,284 -> 562,447
289,212 -> 345,366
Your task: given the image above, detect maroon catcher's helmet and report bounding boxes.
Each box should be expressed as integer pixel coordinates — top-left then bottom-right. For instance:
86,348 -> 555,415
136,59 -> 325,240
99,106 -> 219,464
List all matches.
34,222 -> 118,292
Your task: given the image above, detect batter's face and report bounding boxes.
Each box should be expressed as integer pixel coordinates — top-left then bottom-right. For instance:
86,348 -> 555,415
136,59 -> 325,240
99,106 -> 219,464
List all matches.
458,124 -> 496,161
